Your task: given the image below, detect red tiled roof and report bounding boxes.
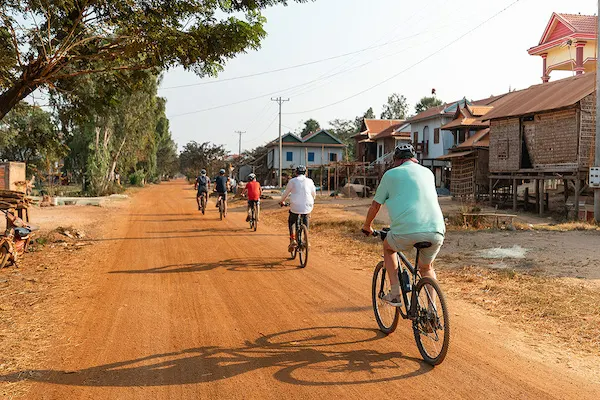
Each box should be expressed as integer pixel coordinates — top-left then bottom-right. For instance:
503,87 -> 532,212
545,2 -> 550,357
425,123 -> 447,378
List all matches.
559,13 -> 597,35
364,119 -> 404,138
483,73 -> 595,121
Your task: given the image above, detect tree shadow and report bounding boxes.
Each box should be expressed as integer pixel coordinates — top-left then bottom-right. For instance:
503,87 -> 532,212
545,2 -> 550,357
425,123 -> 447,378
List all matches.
0,327 -> 432,388
109,258 -> 300,274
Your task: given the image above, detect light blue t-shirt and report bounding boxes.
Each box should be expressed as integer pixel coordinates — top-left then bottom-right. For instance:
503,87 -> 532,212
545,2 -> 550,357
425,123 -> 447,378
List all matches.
373,162 -> 445,236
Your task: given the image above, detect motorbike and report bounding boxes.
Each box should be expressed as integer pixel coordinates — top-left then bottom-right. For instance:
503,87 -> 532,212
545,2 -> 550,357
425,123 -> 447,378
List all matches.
0,202 -> 36,269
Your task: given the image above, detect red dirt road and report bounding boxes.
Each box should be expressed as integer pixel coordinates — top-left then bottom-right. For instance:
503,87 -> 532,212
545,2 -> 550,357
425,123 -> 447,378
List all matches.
3,181 -> 598,399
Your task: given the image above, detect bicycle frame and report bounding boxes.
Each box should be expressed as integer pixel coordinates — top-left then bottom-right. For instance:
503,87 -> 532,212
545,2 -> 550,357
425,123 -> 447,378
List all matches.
393,252 -> 420,320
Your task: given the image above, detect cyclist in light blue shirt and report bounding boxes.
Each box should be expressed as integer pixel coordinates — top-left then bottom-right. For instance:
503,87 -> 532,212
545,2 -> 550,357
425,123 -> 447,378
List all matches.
362,144 -> 445,306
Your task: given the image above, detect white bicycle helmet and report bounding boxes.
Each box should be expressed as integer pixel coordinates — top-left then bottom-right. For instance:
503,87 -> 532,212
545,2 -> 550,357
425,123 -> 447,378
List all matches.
394,143 -> 416,159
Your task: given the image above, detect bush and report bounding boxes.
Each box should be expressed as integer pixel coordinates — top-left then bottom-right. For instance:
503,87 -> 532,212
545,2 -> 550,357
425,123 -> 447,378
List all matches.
129,170 -> 146,187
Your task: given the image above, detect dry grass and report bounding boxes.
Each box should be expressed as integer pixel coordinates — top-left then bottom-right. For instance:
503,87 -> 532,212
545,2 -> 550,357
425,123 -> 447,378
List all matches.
262,204 -> 600,356
517,221 -> 600,232
442,266 -> 600,356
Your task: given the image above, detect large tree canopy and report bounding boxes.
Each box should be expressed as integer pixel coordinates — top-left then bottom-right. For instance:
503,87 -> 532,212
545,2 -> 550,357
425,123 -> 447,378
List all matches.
299,118 -> 320,137
0,0 -> 308,120
380,93 -> 408,120
415,96 -> 443,114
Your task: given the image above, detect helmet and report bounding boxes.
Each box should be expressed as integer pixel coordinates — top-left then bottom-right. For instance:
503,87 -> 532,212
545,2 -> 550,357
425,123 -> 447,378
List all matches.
219,169 -> 226,175
201,169 -> 206,175
296,165 -> 307,175
248,173 -> 256,181
394,143 -> 416,159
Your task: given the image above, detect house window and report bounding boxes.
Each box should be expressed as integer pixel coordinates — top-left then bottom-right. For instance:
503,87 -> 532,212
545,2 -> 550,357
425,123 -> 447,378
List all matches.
423,126 -> 429,143
378,144 -> 383,158
329,153 -> 338,162
434,128 -> 440,144
498,138 -> 509,160
413,132 -> 418,143
308,152 -> 315,162
286,151 -> 293,162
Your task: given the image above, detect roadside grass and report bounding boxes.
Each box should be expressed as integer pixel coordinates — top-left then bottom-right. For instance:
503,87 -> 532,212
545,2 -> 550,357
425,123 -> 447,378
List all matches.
262,203 -> 600,356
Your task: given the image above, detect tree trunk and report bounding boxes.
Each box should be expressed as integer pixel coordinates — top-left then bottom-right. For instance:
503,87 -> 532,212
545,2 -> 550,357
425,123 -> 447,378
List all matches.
0,81 -> 39,121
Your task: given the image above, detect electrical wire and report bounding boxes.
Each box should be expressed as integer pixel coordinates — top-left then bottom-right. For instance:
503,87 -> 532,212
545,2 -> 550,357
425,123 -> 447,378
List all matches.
284,0 -> 524,115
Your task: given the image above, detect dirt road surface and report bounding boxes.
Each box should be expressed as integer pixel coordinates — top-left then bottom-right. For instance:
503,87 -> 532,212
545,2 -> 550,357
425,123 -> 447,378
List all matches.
2,181 -> 598,399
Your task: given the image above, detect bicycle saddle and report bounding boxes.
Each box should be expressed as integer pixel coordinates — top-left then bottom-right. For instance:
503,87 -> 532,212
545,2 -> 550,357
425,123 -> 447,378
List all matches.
414,242 -> 432,249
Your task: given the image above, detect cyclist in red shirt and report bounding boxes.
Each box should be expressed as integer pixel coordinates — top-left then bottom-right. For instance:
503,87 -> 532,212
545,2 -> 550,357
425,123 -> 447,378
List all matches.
243,173 -> 262,222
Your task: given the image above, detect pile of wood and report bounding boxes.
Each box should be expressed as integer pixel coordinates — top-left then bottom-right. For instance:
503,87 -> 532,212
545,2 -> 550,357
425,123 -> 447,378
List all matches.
0,190 -> 32,209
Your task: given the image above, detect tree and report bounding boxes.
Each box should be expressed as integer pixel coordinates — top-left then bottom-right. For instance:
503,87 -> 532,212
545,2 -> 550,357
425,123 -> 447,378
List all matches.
179,141 -> 228,180
354,107 -> 376,131
0,102 -> 67,173
53,70 -> 166,195
0,0 -> 309,120
154,98 -> 179,180
327,119 -> 356,161
299,119 -> 320,137
380,93 -> 408,120
415,96 -> 443,114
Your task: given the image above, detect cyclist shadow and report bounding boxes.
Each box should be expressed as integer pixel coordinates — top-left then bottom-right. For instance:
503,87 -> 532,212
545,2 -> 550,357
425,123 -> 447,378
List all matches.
109,258 -> 301,274
0,327 -> 432,388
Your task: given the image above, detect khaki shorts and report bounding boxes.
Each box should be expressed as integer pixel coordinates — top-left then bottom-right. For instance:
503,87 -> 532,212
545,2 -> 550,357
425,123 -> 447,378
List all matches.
386,232 -> 444,265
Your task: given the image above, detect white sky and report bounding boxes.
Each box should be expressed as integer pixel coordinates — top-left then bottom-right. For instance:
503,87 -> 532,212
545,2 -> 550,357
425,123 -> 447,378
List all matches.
158,0 -> 598,154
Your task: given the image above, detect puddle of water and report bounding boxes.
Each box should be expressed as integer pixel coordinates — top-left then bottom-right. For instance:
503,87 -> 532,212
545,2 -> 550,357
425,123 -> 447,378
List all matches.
479,245 -> 528,259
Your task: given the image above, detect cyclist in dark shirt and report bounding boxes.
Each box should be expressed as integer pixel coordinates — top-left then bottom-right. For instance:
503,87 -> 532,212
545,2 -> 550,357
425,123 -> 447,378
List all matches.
214,169 -> 230,217
194,169 -> 210,211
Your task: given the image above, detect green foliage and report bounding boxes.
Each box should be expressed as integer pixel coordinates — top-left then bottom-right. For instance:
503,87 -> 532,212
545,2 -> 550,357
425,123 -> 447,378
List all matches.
354,107 -> 376,131
380,93 -> 408,120
0,0 -> 311,120
0,102 -> 67,175
129,170 -> 146,187
179,141 -> 228,179
415,96 -> 443,114
299,118 -> 320,137
327,119 -> 356,161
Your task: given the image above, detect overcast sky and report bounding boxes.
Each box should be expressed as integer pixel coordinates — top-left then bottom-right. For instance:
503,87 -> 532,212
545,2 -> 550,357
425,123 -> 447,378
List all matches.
158,0 -> 598,154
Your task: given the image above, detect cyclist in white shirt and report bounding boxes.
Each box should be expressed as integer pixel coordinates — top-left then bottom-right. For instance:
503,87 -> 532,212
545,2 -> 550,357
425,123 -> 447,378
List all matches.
279,165 -> 317,252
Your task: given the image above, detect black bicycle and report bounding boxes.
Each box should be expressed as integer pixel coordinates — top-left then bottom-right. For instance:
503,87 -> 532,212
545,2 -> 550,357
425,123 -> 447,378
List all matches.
282,204 -> 309,268
249,202 -> 259,231
199,192 -> 207,215
367,228 -> 449,365
216,193 -> 226,220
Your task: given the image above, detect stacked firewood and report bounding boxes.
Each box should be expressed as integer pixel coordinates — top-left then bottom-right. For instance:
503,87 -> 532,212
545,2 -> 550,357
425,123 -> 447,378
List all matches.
0,190 -> 32,209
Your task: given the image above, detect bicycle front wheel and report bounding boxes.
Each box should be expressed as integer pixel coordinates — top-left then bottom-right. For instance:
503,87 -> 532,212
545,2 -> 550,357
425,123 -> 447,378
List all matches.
412,277 -> 450,366
297,225 -> 309,268
372,261 -> 399,334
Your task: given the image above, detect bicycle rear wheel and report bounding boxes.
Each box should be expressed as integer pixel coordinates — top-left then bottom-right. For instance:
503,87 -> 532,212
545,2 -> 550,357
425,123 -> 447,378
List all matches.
219,200 -> 223,220
372,261 -> 400,334
253,206 -> 258,231
412,277 -> 450,365
297,225 -> 309,268
201,196 -> 206,215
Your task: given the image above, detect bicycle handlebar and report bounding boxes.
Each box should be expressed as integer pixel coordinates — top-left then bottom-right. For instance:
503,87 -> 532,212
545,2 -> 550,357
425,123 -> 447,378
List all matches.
361,228 -> 389,241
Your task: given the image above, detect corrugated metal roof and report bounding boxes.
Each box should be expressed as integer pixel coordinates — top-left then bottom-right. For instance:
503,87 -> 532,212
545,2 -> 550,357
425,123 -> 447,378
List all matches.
437,150 -> 474,160
483,73 -> 595,121
442,117 -> 489,130
457,128 -> 490,149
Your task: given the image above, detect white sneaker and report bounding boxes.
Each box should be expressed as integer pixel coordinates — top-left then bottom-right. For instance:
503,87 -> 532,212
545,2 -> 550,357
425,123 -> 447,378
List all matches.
382,292 -> 402,307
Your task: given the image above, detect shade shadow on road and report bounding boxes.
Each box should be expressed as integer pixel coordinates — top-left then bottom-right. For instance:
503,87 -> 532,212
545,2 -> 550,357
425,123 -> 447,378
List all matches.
109,258 -> 301,274
0,327 -> 432,387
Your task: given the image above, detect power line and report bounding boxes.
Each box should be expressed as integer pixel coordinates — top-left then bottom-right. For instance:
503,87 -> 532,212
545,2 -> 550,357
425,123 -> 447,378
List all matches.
284,0 -> 524,115
246,114 -> 279,144
158,33 -> 426,91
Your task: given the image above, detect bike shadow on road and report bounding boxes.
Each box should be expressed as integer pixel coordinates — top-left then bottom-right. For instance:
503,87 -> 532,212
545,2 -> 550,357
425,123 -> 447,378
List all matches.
0,326 -> 432,388
108,257 -> 301,274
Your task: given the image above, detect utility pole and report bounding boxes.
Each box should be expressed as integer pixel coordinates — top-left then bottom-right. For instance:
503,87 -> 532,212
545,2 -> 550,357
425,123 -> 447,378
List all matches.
595,1 -> 600,222
271,97 -> 290,187
235,131 -> 246,156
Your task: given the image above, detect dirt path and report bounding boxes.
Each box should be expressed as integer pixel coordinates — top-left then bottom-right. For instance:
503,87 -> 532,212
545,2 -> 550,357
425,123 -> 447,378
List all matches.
2,181 -> 598,399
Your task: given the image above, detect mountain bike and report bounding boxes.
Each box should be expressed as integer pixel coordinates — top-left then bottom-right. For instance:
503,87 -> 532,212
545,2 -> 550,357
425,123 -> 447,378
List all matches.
282,204 -> 309,268
216,193 -> 226,220
199,192 -> 207,215
249,201 -> 259,231
366,228 -> 450,366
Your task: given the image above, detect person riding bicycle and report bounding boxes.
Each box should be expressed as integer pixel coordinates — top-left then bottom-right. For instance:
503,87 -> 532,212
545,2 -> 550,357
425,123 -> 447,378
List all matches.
279,165 -> 316,252
362,144 -> 445,307
214,169 -> 230,217
194,169 -> 210,211
243,173 -> 262,222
